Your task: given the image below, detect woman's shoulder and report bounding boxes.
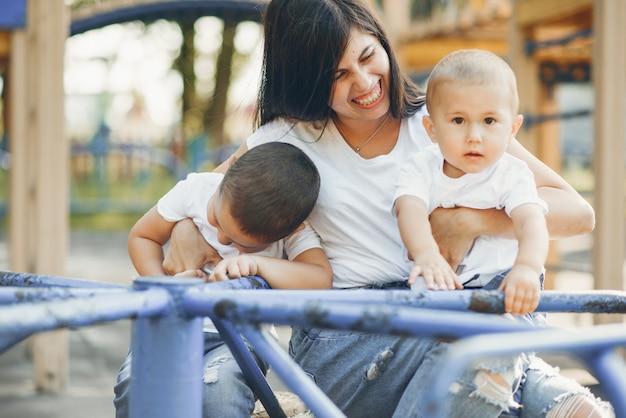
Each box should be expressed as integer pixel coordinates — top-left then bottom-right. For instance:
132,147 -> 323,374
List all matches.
248,118 -> 325,148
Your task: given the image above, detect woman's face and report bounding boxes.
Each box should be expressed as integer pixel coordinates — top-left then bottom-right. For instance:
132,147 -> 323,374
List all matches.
330,30 -> 391,122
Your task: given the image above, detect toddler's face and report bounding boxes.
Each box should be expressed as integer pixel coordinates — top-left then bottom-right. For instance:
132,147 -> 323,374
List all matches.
424,81 -> 522,178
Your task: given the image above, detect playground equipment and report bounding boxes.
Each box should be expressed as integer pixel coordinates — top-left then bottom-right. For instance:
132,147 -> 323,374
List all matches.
1,270 -> 625,417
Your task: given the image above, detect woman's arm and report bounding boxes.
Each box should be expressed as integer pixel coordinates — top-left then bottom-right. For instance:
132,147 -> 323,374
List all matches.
430,138 -> 595,269
162,218 -> 223,275
507,138 -> 595,238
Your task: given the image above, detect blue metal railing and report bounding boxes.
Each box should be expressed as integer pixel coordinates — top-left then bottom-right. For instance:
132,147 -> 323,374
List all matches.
1,270 -> 625,417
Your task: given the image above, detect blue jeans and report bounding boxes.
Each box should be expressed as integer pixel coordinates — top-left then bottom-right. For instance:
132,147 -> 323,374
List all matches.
289,275 -> 613,418
113,332 -> 269,418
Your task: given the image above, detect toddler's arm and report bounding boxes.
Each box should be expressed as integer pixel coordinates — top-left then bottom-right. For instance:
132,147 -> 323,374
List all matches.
499,203 -> 549,315
208,247 -> 332,289
395,195 -> 461,291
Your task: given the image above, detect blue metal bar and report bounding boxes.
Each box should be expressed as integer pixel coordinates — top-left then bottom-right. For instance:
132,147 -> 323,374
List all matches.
0,286 -> 128,304
183,289 -> 535,339
587,350 -> 626,417
130,277 -> 205,418
425,324 -> 626,418
210,317 -> 286,418
203,276 -> 273,291
187,285 -> 626,314
0,287 -> 168,353
0,270 -> 125,288
237,323 -> 346,418
0,272 -> 624,417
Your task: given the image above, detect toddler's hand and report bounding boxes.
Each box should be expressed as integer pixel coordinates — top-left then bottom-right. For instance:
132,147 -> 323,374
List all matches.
208,255 -> 259,282
499,265 -> 541,315
408,252 -> 462,291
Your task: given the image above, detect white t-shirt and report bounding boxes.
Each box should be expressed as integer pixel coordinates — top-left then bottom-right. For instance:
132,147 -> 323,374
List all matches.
158,172 -> 319,262
157,172 -> 322,331
247,108 -> 432,288
393,144 -> 548,287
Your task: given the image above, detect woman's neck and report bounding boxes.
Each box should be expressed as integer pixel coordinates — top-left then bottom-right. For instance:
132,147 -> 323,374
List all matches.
334,114 -> 401,158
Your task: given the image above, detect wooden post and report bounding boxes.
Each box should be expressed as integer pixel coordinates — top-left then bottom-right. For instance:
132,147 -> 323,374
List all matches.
591,0 -> 626,324
7,0 -> 70,391
509,2 -> 562,290
537,84 -> 562,290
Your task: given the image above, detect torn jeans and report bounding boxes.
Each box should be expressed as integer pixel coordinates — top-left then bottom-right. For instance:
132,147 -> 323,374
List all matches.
289,277 -> 613,417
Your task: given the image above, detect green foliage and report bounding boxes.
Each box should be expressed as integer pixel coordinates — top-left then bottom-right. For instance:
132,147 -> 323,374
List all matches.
69,162 -> 179,230
0,161 -> 181,232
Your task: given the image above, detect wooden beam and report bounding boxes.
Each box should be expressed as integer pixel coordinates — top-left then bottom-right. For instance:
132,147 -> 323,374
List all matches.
399,37 -> 509,72
515,0 -> 591,27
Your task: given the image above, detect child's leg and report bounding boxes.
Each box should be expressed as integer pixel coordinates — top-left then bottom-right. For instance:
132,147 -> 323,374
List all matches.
201,331 -> 269,418
113,332 -> 269,418
113,351 -> 132,418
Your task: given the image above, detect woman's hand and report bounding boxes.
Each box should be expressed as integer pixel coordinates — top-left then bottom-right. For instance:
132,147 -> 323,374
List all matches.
163,218 -> 223,275
429,207 -> 480,270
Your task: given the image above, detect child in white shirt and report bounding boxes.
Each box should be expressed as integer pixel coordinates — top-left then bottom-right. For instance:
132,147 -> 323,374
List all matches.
394,49 -> 549,316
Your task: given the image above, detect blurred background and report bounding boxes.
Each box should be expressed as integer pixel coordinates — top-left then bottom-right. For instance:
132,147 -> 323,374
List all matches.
0,0 -> 601,234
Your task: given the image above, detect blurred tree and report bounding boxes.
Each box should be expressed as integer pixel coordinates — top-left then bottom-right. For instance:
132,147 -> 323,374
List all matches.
173,20 -> 200,142
204,18 -> 236,149
173,17 -> 237,151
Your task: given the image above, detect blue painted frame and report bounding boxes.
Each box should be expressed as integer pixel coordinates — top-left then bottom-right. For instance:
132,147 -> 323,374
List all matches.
1,270 -> 625,417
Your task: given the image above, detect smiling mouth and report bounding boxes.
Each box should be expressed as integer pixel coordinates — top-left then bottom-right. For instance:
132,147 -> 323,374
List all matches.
353,81 -> 382,106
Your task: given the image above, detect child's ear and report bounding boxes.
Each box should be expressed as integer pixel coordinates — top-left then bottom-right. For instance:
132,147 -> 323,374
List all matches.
510,114 -> 523,140
293,223 -> 306,233
422,115 -> 437,143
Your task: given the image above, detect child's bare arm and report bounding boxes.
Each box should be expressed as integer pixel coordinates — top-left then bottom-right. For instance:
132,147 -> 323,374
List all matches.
209,247 -> 332,289
395,196 -> 461,290
128,206 -> 176,276
499,204 -> 549,315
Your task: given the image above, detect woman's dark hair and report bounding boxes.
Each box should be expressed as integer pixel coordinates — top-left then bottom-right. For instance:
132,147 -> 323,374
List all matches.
256,0 -> 425,128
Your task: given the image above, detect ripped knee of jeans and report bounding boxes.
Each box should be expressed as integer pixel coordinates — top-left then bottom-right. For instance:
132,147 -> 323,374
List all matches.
456,358 -> 524,411
202,355 -> 231,384
365,348 -> 394,381
546,392 -> 615,418
470,369 -> 521,410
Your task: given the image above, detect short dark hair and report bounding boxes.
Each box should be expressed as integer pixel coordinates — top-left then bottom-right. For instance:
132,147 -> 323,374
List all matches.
256,0 -> 425,127
219,142 -> 320,243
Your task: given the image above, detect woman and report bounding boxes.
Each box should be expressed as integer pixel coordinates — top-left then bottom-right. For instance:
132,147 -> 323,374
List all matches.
167,0 -> 611,416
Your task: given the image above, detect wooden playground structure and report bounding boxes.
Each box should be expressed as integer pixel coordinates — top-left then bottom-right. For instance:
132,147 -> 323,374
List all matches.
0,0 -> 624,401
